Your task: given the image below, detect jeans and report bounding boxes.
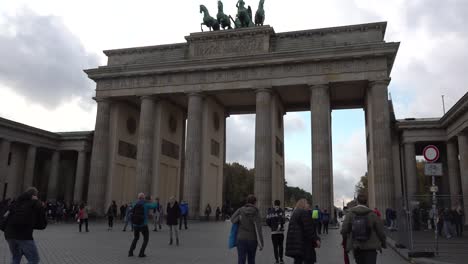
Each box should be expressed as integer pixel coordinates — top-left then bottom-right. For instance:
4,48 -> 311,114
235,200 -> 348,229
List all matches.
79,218 -> 89,232
169,225 -> 179,241
7,239 -> 40,264
293,258 -> 314,264
179,215 -> 188,229
129,226 -> 149,255
237,240 -> 257,264
108,216 -> 114,228
322,221 -> 329,234
353,249 -> 377,264
271,234 -> 284,261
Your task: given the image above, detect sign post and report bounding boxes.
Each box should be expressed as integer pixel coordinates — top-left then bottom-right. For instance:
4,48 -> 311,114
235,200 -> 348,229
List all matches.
423,145 -> 440,255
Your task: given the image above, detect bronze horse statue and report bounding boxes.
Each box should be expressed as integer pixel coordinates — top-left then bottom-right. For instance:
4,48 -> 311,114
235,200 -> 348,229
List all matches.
255,0 -> 265,26
217,1 -> 232,30
200,5 -> 220,31
235,0 -> 254,28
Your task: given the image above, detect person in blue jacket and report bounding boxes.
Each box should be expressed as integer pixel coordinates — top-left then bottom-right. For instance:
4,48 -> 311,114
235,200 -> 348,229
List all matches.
128,193 -> 158,258
179,200 -> 189,230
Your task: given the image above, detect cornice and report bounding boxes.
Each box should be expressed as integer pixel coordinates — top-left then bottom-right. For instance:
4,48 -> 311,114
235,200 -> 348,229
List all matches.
104,43 -> 187,56
275,21 -> 387,40
185,26 -> 275,42
85,42 -> 398,80
440,91 -> 468,126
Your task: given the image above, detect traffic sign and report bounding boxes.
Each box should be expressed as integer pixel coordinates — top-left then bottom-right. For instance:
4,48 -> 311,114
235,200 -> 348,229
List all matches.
423,145 -> 440,163
430,186 -> 439,193
425,163 -> 443,176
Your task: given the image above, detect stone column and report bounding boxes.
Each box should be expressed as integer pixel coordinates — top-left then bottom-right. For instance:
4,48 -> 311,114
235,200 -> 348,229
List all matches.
47,150 -> 61,201
404,142 -> 417,199
184,93 -> 204,218
0,139 -> 11,199
458,133 -> 468,225
87,99 -> 111,214
23,145 -> 37,190
136,96 -> 156,195
447,140 -> 461,206
73,151 -> 87,203
255,88 -> 273,219
310,84 -> 333,214
368,80 -> 394,211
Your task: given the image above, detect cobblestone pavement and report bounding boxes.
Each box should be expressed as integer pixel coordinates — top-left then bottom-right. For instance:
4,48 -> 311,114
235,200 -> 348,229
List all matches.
0,221 -> 409,264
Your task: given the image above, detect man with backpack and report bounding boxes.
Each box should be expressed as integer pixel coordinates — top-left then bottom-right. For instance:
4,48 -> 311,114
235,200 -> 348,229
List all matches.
128,193 -> 158,258
2,187 -> 47,264
266,200 -> 285,264
311,205 -> 322,235
341,194 -> 386,264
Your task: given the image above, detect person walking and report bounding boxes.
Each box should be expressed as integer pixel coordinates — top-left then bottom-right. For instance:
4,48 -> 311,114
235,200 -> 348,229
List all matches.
123,203 -> 133,232
179,200 -> 188,230
205,204 -> 212,221
231,194 -> 264,264
128,193 -> 158,258
120,204 -> 126,221
216,206 -> 221,221
311,205 -> 322,235
77,203 -> 89,232
3,187 -> 47,264
341,193 -> 386,264
266,200 -> 285,264
153,198 -> 162,232
454,205 -> 464,237
321,209 -> 330,235
106,200 -> 118,231
167,197 -> 181,245
285,198 -> 321,264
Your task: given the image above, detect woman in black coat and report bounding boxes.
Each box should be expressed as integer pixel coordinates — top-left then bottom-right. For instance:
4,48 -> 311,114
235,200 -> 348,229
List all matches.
286,199 -> 321,264
166,197 -> 180,246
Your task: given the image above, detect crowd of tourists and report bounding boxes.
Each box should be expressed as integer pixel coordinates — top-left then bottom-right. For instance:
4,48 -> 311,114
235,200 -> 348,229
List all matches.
1,186 -> 427,264
411,205 -> 464,238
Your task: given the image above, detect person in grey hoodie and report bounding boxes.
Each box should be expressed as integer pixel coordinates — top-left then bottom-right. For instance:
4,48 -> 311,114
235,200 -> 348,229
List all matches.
231,194 -> 264,264
341,194 -> 386,264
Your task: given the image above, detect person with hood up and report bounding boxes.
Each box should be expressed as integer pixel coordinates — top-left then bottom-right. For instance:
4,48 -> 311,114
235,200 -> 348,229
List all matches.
3,187 -> 47,264
231,194 -> 264,264
285,198 -> 321,264
179,200 -> 189,230
341,194 -> 386,264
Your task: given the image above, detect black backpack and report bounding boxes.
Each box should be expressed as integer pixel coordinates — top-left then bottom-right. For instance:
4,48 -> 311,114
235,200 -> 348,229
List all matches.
131,203 -> 145,225
351,214 -> 371,242
8,201 -> 34,227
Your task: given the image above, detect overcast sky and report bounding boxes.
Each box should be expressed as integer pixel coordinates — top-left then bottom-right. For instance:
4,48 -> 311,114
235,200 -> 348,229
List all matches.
1,0 -> 467,207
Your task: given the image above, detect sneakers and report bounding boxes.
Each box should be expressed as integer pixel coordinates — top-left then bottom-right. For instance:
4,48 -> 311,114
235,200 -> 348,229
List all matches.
138,253 -> 146,258
280,260 -> 284,264
169,239 -> 173,245
128,252 -> 133,257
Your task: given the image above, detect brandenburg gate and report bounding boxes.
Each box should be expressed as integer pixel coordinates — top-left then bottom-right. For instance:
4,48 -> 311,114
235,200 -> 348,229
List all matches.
84,22 -> 399,217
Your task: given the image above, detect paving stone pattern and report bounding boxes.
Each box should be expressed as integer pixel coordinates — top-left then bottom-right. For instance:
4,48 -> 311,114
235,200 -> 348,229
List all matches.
0,221 -> 409,264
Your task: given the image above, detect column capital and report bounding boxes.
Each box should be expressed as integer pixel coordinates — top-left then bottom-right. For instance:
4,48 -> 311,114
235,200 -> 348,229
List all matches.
140,95 -> 157,101
369,78 -> 391,87
308,83 -> 329,89
255,88 -> 273,94
187,92 -> 205,98
93,97 -> 111,103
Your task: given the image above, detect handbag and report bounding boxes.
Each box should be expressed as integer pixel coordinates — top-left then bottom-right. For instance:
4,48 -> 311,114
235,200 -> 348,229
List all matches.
228,223 -> 239,249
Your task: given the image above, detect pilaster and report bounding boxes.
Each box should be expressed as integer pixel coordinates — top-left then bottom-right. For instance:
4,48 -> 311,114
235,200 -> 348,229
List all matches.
310,84 -> 333,214
404,142 -> 417,199
23,145 -> 37,191
184,93 -> 204,218
367,79 -> 394,211
87,98 -> 111,214
255,88 -> 273,219
47,150 -> 61,201
458,133 -> 468,225
136,96 -> 156,195
447,140 -> 461,206
73,151 -> 87,202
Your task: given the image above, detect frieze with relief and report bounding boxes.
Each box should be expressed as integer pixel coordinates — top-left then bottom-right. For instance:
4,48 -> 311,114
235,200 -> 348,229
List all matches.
96,58 -> 386,91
